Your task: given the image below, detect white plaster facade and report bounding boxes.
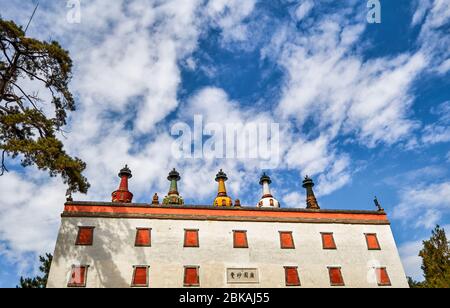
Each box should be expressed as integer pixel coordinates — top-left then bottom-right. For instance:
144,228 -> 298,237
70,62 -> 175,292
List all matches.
47,213 -> 409,288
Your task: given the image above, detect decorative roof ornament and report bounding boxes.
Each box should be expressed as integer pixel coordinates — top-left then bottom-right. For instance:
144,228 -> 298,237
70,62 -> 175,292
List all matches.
118,165 -> 132,179
257,173 -> 280,208
112,165 -> 133,203
234,199 -> 242,208
374,196 -> 384,212
214,169 -> 233,207
152,193 -> 160,206
163,169 -> 184,206
302,176 -> 320,210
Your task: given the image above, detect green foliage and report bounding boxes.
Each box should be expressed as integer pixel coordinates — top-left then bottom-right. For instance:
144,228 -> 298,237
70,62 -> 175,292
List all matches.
409,225 -> 450,288
17,253 -> 53,288
407,276 -> 425,288
419,225 -> 450,288
0,18 -> 89,193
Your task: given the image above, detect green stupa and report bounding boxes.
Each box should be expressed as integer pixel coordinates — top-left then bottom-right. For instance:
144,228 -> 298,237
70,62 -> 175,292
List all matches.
162,168 -> 184,206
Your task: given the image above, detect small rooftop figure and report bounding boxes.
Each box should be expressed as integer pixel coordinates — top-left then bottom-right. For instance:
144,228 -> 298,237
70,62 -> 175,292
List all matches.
374,196 -> 384,212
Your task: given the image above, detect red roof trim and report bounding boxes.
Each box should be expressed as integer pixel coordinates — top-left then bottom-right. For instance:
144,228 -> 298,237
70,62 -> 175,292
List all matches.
63,203 -> 389,223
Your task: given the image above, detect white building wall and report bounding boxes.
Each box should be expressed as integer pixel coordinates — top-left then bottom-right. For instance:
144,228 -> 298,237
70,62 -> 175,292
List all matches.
47,217 -> 409,288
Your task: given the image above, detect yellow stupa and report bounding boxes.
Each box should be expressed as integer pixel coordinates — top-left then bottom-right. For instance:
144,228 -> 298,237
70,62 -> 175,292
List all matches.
213,169 -> 233,207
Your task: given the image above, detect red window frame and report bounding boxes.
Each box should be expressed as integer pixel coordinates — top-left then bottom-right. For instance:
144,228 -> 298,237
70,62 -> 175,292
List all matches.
135,228 -> 151,247
233,231 -> 249,248
184,229 -> 199,247
131,266 -> 149,287
376,267 -> 392,286
184,266 -> 200,287
279,232 -> 295,249
328,267 -> 345,286
284,267 -> 301,286
75,227 -> 94,246
321,233 -> 337,250
365,233 -> 381,250
68,265 -> 88,287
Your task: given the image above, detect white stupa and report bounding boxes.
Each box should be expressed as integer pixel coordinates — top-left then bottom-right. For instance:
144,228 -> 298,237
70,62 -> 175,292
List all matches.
257,173 -> 280,208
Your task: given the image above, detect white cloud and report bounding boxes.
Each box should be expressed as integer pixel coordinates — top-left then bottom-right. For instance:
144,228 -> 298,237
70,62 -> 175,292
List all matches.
411,0 -> 433,26
393,182 -> 450,229
185,57 -> 197,71
415,0 -> 450,74
269,5 -> 426,199
65,0 -> 204,134
177,87 -> 281,200
0,171 -> 65,261
444,224 -> 450,236
205,0 -> 256,44
0,0 -> 449,285
276,29 -> 425,147
384,166 -> 448,186
185,87 -> 352,199
399,240 -> 424,281
422,125 -> 450,144
284,135 -> 352,195
0,0 -> 259,278
431,100 -> 450,123
282,192 -> 304,209
317,155 -> 351,196
421,100 -> 450,145
437,58 -> 450,75
294,0 -> 314,21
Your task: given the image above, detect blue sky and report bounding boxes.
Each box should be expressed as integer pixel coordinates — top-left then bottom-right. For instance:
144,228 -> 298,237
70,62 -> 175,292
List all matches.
0,0 -> 449,287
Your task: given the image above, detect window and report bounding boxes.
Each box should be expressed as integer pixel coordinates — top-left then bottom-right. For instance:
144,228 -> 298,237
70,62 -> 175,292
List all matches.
233,231 -> 248,248
365,233 -> 381,250
75,227 -> 94,246
375,268 -> 392,286
135,228 -> 151,247
328,267 -> 345,286
184,230 -> 199,247
184,267 -> 200,287
284,267 -> 301,286
280,232 -> 295,249
321,233 -> 336,250
132,266 -> 149,287
68,266 -> 88,287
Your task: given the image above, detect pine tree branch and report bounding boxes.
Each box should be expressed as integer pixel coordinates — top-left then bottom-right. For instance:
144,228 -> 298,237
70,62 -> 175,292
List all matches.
0,39 -> 14,66
0,150 -> 8,176
11,82 -> 42,112
1,19 -> 89,193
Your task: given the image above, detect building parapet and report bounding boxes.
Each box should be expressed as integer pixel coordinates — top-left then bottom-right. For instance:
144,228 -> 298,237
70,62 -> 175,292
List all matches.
63,202 -> 389,225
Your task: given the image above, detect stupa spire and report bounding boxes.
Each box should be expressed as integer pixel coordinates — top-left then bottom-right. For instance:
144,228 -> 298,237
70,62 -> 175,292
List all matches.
257,173 -> 280,208
112,165 -> 133,203
163,168 -> 184,206
214,169 -> 233,207
302,176 -> 320,209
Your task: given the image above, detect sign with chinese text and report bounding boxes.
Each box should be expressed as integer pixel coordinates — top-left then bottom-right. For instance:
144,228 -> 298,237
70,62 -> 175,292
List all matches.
227,268 -> 259,284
